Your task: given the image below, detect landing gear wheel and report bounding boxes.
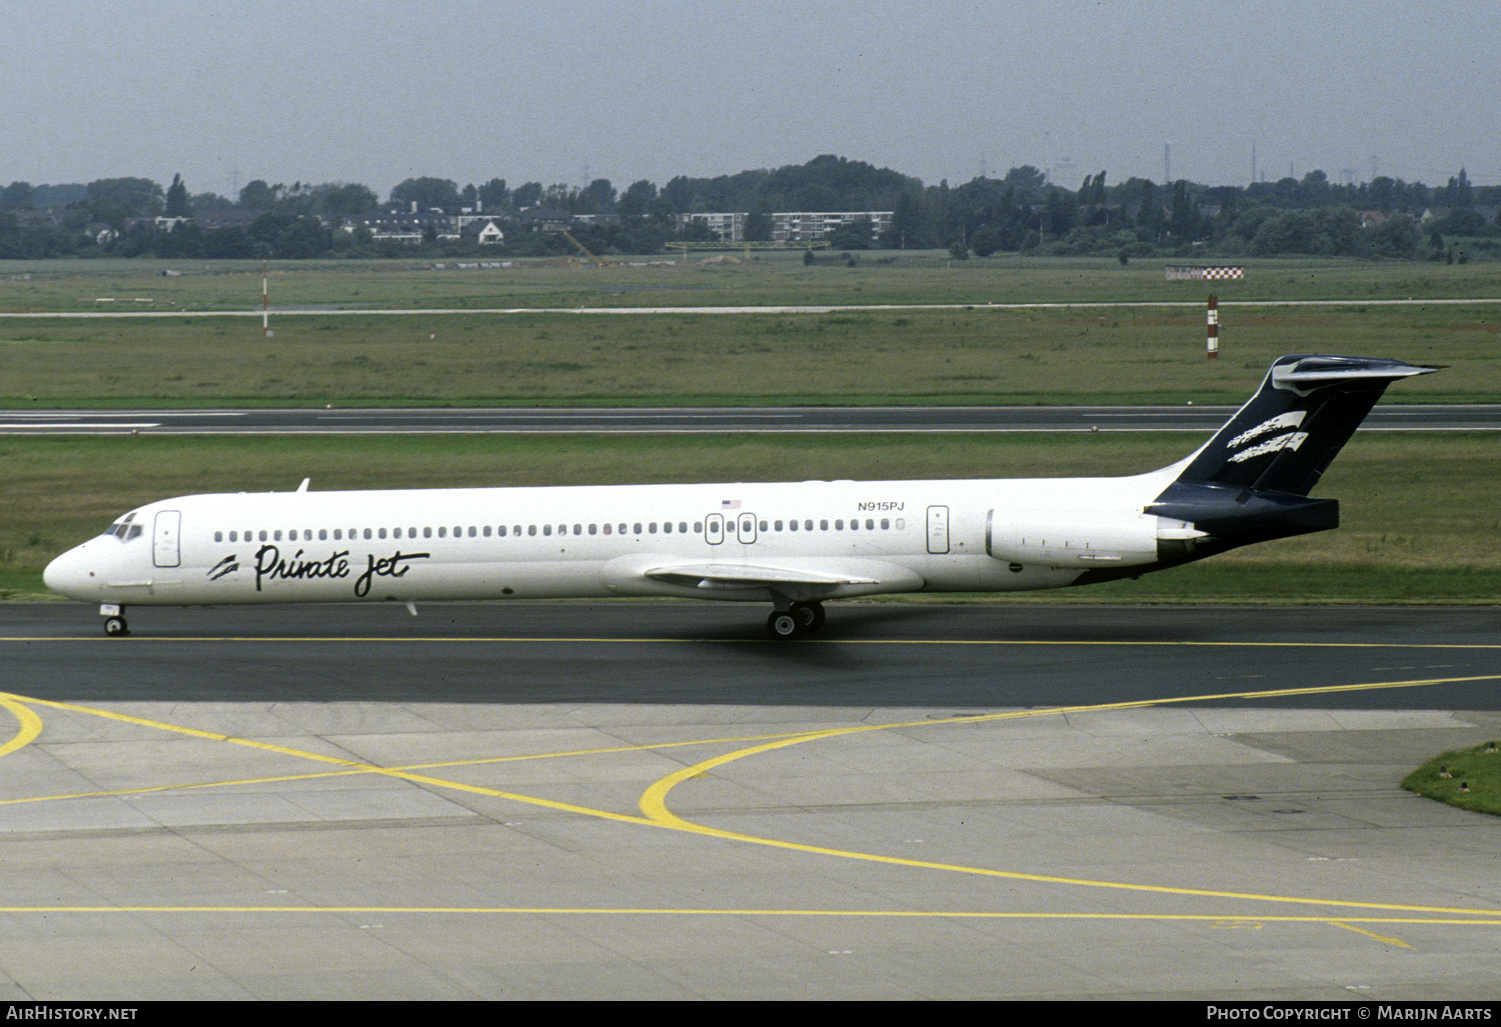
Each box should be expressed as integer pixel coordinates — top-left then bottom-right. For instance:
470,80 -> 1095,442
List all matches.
766,611 -> 805,640
103,616 -> 129,637
791,601 -> 825,631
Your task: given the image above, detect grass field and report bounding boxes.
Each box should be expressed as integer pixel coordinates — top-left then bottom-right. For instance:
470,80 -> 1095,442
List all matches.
1403,741 -> 1501,817
1,255 -> 1497,406
0,305 -> 1494,406
4,253 -> 1501,311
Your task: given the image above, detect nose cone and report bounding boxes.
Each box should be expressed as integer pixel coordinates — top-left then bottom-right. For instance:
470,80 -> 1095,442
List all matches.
44,543 -> 98,601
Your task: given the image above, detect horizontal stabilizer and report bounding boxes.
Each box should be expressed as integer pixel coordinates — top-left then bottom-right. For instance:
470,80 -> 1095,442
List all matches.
1271,356 -> 1438,391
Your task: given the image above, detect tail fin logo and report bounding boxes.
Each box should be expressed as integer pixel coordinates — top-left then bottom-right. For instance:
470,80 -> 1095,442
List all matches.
1226,410 -> 1309,464
1228,410 -> 1306,449
1229,431 -> 1309,463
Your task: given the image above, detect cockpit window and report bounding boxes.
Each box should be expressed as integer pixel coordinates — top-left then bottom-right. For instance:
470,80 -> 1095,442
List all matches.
104,511 -> 143,542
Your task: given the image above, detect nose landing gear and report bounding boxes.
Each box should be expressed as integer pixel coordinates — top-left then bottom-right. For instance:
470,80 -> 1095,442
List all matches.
100,604 -> 129,637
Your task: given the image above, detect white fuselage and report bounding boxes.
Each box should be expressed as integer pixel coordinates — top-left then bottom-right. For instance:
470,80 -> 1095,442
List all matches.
43,463 -> 1191,609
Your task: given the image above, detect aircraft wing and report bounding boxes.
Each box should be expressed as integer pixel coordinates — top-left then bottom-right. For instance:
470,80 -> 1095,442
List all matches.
644,562 -> 880,591
615,557 -> 925,601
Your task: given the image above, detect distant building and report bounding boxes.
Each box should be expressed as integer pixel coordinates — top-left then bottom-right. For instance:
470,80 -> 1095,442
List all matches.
772,211 -> 891,244
191,209 -> 260,232
460,217 -> 505,245
677,212 -> 748,241
1420,205 -> 1498,227
350,207 -> 457,244
774,211 -> 888,243
512,206 -> 575,233
350,215 -> 424,244
675,210 -> 893,244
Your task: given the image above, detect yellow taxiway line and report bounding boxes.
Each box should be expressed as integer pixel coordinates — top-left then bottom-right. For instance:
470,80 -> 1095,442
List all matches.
3,673 -> 1500,931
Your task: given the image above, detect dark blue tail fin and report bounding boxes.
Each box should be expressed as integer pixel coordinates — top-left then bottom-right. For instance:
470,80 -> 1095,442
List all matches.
1172,354 -> 1436,496
1147,354 -> 1436,562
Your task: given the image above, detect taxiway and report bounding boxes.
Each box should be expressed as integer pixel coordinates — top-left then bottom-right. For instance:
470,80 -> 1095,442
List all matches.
2,601 -> 1499,999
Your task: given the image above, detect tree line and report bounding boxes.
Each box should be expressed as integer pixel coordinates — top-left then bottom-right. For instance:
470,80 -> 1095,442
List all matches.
1,156 -> 1495,261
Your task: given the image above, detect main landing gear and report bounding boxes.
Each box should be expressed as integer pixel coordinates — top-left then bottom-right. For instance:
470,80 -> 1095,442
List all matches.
766,600 -> 825,640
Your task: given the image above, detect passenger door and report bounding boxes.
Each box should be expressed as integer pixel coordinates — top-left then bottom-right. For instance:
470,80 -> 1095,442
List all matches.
926,505 -> 950,555
153,510 -> 182,568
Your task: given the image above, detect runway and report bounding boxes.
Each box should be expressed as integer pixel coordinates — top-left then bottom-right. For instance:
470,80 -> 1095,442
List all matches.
3,601 -> 1500,1000
0,403 -> 1495,435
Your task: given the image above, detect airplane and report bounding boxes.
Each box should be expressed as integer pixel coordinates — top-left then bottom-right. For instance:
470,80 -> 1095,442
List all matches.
43,354 -> 1435,639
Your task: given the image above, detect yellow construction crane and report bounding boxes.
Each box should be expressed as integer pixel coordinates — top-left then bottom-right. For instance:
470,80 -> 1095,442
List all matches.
561,229 -> 612,266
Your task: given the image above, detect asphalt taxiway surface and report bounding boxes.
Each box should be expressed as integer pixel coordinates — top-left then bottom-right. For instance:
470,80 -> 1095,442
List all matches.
3,601 -> 1500,1000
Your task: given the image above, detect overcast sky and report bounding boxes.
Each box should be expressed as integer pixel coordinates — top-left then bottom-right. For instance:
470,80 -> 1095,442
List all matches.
5,0 -> 1497,200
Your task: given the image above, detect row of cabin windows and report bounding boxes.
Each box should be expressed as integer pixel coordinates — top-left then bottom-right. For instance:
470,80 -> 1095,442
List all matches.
210,517 -> 905,545
755,518 -> 901,532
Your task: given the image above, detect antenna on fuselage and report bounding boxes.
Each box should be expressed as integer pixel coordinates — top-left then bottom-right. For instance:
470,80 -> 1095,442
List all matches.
296,478 -> 310,493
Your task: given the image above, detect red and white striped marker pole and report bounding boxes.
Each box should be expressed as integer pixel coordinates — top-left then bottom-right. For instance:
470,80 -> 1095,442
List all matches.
262,261 -> 271,337
1206,294 -> 1218,360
